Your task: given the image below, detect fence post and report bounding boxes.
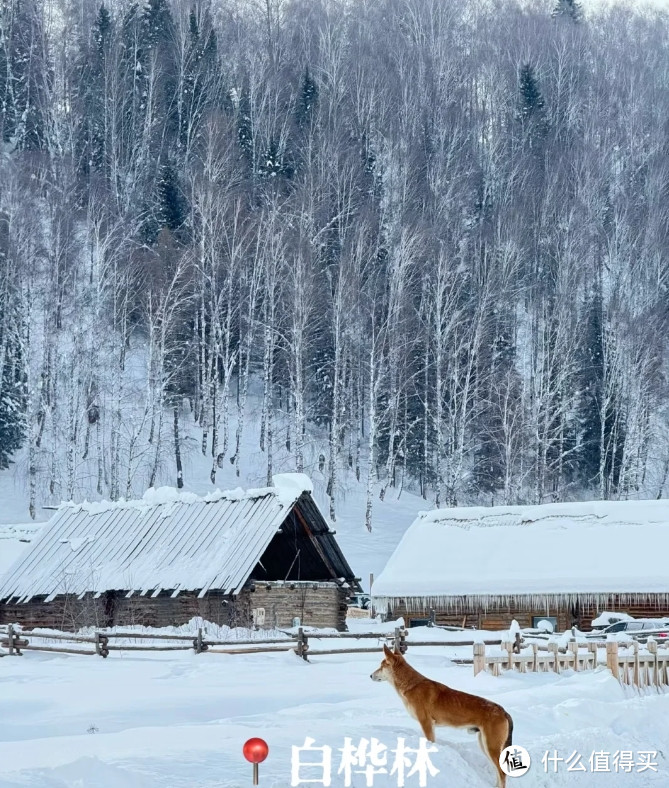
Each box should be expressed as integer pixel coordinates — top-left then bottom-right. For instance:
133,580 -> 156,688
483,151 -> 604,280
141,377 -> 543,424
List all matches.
606,641 -> 619,681
632,641 -> 640,687
532,643 -> 538,673
647,640 -> 658,688
513,631 -> 522,654
504,641 -> 514,671
394,627 -> 402,653
587,642 -> 597,670
369,574 -> 375,619
568,641 -> 579,671
548,642 -> 560,673
399,628 -> 408,654
94,632 -> 101,656
7,624 -> 14,656
473,642 -> 485,676
296,627 -> 309,661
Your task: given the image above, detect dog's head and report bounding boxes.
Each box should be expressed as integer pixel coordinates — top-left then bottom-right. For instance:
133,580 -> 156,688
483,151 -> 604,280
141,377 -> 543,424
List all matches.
371,643 -> 402,682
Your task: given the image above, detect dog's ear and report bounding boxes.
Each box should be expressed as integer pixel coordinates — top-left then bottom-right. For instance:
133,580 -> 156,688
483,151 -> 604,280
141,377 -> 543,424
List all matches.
383,643 -> 393,658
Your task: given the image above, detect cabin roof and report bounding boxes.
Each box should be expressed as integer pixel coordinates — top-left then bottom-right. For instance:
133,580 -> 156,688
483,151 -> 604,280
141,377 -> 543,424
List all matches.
0,474 -> 358,604
371,499 -> 669,611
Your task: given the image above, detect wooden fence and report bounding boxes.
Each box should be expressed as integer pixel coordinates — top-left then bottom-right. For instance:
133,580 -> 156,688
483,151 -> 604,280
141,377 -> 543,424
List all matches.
473,638 -> 669,688
0,623 -> 505,659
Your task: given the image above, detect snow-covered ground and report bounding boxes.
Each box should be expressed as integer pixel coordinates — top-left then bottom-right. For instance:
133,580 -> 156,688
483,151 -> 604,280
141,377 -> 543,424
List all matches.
0,619 -> 667,788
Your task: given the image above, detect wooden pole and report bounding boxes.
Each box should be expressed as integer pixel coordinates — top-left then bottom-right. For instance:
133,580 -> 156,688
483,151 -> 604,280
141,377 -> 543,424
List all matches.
297,627 -> 308,661
568,641 -> 579,671
548,642 -> 560,673
587,642 -> 597,670
648,640 -> 658,688
7,624 -> 14,656
532,643 -> 538,673
473,642 -> 485,676
632,641 -> 640,687
504,641 -> 514,671
606,641 -> 619,681
369,573 -> 375,618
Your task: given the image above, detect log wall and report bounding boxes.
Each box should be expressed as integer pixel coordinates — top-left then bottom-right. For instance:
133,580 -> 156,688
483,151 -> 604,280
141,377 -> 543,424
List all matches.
389,595 -> 669,632
0,582 -> 349,632
245,582 -> 349,631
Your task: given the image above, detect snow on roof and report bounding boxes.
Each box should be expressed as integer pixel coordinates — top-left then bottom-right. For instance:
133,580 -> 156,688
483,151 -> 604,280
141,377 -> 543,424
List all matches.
371,499 -> 669,611
0,474 -> 315,603
0,523 -> 42,578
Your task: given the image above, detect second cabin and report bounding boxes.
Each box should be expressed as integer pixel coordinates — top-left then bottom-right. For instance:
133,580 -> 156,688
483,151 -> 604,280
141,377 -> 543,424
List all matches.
371,499 -> 669,631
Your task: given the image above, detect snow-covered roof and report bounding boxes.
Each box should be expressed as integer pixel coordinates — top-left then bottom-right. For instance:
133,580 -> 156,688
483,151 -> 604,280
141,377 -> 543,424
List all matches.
371,499 -> 669,612
0,473 -> 354,603
0,523 -> 42,578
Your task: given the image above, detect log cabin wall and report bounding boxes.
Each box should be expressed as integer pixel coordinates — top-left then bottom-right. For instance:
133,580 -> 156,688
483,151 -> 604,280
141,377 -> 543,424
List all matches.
244,582 -> 350,631
0,582 -> 350,632
0,591 -> 239,631
389,596 -> 669,632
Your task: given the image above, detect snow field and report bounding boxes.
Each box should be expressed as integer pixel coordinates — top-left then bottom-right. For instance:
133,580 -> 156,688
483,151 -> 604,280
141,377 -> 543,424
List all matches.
0,627 -> 667,788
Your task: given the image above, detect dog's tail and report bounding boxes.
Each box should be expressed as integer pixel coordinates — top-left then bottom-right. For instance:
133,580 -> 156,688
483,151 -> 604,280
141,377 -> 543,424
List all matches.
504,712 -> 513,750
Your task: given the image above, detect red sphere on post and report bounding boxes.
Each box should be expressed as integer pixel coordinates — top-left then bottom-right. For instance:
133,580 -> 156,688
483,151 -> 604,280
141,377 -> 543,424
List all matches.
243,738 -> 269,785
243,737 -> 269,763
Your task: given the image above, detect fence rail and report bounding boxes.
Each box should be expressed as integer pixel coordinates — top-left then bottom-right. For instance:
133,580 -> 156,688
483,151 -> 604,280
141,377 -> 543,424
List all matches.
0,624 -> 413,659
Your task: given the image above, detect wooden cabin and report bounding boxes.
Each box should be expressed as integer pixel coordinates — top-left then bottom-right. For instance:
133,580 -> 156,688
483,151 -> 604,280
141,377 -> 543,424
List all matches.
371,499 -> 669,632
0,474 -> 360,632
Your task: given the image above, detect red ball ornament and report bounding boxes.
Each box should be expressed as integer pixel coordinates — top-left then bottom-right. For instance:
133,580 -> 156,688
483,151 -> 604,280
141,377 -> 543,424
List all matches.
243,738 -> 269,785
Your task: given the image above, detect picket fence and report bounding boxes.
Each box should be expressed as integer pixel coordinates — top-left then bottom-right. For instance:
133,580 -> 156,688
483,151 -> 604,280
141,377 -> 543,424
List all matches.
474,637 -> 669,688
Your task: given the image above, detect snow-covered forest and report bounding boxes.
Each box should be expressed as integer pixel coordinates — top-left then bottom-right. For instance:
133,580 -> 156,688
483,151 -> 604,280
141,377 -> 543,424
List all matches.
1,0 -> 669,523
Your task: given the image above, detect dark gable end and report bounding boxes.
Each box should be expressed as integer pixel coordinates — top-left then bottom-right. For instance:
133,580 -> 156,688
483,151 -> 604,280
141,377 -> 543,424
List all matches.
250,493 -> 360,588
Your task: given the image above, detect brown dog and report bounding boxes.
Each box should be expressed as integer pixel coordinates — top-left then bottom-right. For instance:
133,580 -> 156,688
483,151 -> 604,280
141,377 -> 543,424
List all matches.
371,644 -> 513,787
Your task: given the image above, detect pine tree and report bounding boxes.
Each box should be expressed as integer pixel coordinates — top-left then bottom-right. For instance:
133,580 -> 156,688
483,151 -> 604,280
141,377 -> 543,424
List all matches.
553,0 -> 582,23
74,4 -> 114,180
141,0 -> 178,143
0,311 -> 26,470
259,136 -> 290,178
297,67 -> 318,127
577,290 -> 604,485
158,162 -> 188,234
517,63 -> 548,145
180,7 -> 219,154
0,0 -> 50,150
237,86 -> 254,168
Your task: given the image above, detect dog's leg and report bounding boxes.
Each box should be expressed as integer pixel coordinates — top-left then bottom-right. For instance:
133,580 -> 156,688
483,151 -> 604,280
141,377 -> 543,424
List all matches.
415,711 -> 435,743
479,720 -> 509,788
